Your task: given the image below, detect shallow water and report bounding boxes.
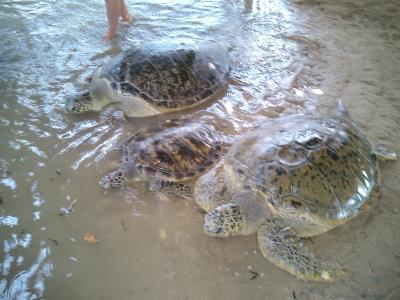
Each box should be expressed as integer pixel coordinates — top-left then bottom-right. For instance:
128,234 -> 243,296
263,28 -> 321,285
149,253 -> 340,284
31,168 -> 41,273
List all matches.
1,0 -> 399,299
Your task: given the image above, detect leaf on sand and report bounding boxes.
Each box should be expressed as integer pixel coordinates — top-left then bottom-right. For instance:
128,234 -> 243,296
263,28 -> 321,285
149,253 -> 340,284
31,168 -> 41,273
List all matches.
83,233 -> 98,244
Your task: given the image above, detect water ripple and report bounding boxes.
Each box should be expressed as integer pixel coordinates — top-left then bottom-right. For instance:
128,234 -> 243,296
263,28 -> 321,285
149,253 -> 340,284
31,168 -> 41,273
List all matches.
3,0 -> 398,299
0,246 -> 52,300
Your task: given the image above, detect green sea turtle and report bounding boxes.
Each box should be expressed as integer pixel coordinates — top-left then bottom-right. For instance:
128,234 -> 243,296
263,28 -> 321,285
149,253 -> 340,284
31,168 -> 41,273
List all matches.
194,100 -> 397,282
65,43 -> 230,117
99,119 -> 227,196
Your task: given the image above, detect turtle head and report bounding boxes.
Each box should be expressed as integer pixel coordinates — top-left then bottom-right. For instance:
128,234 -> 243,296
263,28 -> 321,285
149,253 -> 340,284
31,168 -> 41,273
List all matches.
99,161 -> 141,190
65,79 -> 115,114
65,90 -> 96,114
99,169 -> 127,189
203,191 -> 268,237
204,202 -> 245,237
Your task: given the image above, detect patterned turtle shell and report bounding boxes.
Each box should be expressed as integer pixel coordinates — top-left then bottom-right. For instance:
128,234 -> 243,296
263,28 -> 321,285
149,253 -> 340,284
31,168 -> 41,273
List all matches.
119,119 -> 224,182
101,43 -> 230,109
224,114 -> 377,221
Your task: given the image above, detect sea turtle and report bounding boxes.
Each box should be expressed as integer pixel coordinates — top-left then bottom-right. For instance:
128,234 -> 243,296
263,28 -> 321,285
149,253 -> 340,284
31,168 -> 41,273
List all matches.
65,43 -> 230,117
194,100 -> 397,282
99,118 -> 226,197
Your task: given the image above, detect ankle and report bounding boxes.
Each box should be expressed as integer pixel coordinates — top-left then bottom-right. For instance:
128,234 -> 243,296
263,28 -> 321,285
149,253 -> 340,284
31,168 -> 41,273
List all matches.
103,31 -> 118,40
120,14 -> 134,22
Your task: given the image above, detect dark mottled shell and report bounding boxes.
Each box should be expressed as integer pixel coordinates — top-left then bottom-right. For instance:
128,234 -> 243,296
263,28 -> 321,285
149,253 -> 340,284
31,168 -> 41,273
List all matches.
120,119 -> 223,182
225,114 -> 377,221
102,44 -> 230,109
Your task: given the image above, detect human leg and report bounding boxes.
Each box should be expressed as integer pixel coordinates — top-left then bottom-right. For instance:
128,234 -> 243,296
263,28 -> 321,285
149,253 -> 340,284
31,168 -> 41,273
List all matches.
119,0 -> 134,23
104,0 -> 120,39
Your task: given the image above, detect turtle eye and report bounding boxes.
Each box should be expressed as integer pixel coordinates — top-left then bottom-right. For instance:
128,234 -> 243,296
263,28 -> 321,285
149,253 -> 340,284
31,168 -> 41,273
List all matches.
303,136 -> 323,148
296,131 -> 324,149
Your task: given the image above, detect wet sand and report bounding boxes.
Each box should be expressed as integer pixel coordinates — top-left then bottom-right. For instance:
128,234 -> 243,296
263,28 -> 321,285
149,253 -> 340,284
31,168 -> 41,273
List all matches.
1,0 -> 399,299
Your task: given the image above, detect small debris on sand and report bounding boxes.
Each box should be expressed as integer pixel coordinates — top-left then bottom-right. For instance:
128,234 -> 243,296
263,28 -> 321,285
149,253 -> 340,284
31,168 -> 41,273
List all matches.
58,198 -> 78,216
249,270 -> 259,280
49,238 -> 59,245
83,233 -> 98,244
158,228 -> 167,240
120,220 -> 130,231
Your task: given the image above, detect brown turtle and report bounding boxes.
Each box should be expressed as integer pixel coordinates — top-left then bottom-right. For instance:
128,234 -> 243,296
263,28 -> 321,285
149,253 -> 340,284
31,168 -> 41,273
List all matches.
194,100 -> 397,282
65,42 -> 230,117
99,119 -> 227,197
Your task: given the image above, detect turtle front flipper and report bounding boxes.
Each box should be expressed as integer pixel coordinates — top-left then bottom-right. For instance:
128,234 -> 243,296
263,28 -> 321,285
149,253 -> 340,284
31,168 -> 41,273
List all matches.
194,161 -> 230,212
100,161 -> 141,189
371,144 -> 397,161
148,179 -> 192,199
257,218 -> 347,282
99,169 -> 127,189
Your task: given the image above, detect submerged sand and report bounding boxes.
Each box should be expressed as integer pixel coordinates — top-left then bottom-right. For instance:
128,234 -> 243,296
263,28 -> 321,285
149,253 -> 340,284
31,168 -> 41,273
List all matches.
0,0 -> 399,299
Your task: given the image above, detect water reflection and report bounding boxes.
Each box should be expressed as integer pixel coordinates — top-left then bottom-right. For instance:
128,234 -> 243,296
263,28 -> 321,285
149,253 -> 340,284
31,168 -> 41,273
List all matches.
0,216 -> 18,228
1,243 -> 52,300
0,179 -> 17,190
2,0 -> 329,298
244,0 -> 291,17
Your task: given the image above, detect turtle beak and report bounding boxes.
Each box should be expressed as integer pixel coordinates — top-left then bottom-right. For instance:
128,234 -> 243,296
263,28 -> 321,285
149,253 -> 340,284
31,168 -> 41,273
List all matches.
203,210 -> 225,237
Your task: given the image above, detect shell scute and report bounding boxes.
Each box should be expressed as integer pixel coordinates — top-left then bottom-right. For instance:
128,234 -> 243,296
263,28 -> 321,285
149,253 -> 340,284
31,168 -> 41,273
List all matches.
120,120 -> 223,181
226,114 -> 378,221
104,44 -> 230,109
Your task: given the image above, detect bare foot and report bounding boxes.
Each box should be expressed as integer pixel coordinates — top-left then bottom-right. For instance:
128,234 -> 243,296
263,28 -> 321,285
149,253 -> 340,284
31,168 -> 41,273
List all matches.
120,14 -> 134,24
102,31 -> 118,41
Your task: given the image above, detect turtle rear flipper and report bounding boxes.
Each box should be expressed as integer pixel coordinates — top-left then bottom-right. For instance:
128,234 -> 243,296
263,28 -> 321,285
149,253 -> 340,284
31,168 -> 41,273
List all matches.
148,179 -> 192,199
257,219 -> 348,282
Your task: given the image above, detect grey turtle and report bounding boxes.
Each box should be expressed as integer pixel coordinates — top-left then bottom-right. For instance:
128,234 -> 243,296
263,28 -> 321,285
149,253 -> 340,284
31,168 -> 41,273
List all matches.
194,100 -> 397,282
99,119 -> 226,197
65,43 -> 230,117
